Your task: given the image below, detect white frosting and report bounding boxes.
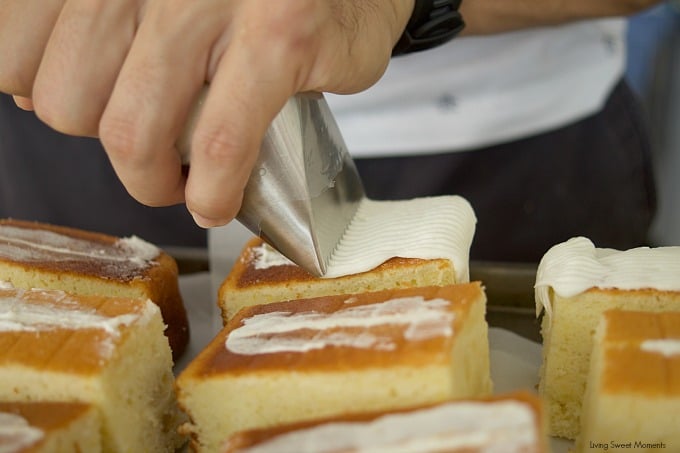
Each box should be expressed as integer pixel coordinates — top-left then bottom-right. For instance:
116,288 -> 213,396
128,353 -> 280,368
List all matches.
229,400 -> 537,453
534,237 -> 680,317
326,196 -> 475,281
640,339 -> 680,357
0,281 -> 13,290
0,412 -> 43,453
251,244 -> 295,269
248,196 -> 475,281
0,289 -> 154,358
226,296 -> 453,355
117,236 -> 161,264
0,225 -> 159,268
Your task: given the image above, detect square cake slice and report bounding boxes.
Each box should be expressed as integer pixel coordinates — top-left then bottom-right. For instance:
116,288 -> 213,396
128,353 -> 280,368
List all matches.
577,310 -> 680,452
0,402 -> 100,453
534,237 -> 680,439
0,288 -> 184,452
0,218 -> 189,359
219,237 -> 459,322
177,282 -> 491,453
218,196 -> 476,323
222,391 -> 547,453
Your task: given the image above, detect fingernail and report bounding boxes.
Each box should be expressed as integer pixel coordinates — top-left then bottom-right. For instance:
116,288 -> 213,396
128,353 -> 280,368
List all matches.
13,95 -> 34,111
190,212 -> 228,229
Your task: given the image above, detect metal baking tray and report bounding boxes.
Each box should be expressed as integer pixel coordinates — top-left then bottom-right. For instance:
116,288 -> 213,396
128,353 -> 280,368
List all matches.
470,261 -> 542,343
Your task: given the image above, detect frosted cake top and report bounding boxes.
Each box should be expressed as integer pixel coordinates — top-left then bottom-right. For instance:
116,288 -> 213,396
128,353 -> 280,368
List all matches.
535,237 -> 680,317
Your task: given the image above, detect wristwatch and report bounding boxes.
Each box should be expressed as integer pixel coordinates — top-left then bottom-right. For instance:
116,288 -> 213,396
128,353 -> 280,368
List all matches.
392,0 -> 465,56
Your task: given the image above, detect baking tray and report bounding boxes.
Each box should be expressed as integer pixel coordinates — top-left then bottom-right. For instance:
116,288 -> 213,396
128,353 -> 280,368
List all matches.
169,247 -> 543,343
470,260 -> 542,343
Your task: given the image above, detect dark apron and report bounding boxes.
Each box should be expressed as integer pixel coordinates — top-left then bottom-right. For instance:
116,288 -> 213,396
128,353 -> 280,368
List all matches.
0,94 -> 206,248
355,80 -> 657,262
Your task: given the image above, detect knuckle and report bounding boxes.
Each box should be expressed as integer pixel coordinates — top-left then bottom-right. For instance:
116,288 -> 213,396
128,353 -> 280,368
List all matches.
192,125 -> 244,165
32,92 -> 96,137
251,0 -> 324,50
99,114 -> 148,163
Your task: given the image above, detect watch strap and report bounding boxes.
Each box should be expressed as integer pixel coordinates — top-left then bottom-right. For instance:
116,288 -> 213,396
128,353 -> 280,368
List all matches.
392,0 -> 465,56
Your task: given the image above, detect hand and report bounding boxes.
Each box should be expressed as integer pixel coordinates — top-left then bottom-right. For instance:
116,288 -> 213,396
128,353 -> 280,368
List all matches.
0,0 -> 413,227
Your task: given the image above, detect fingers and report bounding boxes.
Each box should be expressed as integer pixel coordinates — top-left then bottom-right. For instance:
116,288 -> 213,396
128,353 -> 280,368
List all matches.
0,0 -> 413,226
99,0 -> 230,208
13,96 -> 34,111
31,0 -> 140,137
0,0 -> 64,97
182,0 -> 403,226
184,2 -> 308,227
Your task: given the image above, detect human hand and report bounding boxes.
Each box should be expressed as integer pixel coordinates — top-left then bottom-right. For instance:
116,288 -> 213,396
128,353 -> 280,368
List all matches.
0,0 -> 413,227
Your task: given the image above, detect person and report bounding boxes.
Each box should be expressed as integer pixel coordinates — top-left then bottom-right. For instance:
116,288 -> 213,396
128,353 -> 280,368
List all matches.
0,1 -> 413,230
0,0 -> 412,247
0,1 -> 664,261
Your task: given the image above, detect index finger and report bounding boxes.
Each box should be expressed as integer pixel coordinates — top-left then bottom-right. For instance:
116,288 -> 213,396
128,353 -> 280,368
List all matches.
184,20 -> 304,227
0,0 -> 65,97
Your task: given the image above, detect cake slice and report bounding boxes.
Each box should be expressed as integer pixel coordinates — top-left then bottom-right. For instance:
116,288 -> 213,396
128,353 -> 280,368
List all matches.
220,237 -> 460,323
0,288 -> 184,452
534,237 -> 680,439
177,282 -> 491,453
0,402 -> 101,453
223,391 -> 547,453
0,218 -> 189,359
219,196 -> 476,322
577,310 -> 680,452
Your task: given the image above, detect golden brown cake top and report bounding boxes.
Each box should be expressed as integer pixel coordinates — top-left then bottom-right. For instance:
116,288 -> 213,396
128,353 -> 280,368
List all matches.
223,391 -> 544,453
0,402 -> 93,452
0,288 -> 157,374
183,283 -> 482,377
0,219 -> 162,282
599,310 -> 680,396
225,237 -> 453,288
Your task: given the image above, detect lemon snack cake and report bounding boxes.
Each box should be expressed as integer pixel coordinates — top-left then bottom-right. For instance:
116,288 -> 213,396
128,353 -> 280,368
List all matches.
177,282 -> 491,453
576,310 -> 680,453
0,288 -> 184,452
0,402 -> 101,453
0,218 -> 189,359
219,195 -> 476,322
534,236 -> 680,439
222,391 -> 547,453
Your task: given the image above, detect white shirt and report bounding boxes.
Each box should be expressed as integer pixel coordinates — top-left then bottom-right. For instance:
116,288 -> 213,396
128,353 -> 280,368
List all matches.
326,18 -> 626,158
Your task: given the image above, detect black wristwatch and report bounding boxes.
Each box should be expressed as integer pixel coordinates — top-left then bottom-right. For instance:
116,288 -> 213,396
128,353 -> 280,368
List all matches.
392,0 -> 465,56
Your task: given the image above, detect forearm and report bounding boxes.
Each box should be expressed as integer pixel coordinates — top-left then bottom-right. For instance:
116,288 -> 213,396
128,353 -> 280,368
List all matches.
459,0 -> 663,35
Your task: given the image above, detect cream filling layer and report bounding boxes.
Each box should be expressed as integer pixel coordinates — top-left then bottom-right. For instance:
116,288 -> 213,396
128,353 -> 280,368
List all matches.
233,401 -> 537,453
534,237 -> 680,317
226,296 -> 453,355
252,196 -> 476,281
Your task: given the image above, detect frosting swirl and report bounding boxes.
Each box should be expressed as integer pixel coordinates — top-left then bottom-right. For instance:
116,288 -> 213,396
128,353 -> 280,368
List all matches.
534,237 -> 680,317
